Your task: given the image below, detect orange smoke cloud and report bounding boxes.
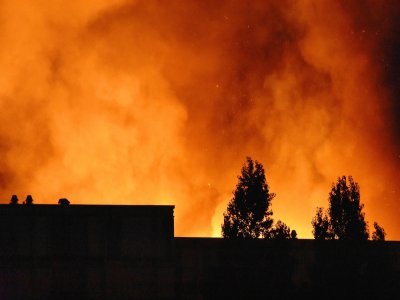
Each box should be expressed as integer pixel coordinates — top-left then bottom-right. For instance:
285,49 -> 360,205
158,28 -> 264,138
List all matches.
0,0 -> 399,239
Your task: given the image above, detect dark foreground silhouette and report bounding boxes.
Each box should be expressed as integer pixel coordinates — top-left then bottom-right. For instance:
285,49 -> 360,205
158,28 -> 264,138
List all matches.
0,204 -> 398,299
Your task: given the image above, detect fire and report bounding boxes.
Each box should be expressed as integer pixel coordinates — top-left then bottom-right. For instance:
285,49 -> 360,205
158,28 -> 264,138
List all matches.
0,1 -> 399,239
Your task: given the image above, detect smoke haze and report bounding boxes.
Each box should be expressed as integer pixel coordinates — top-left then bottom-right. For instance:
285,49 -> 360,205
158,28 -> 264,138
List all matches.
0,0 -> 399,239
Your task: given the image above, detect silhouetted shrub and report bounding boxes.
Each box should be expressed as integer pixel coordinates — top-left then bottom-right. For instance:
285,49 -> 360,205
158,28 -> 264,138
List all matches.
270,220 -> 291,239
372,222 -> 386,241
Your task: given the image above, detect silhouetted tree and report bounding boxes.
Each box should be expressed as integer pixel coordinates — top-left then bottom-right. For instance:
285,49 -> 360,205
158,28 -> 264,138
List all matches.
329,176 -> 368,240
372,222 -> 386,241
290,230 -> 297,239
25,195 -> 33,205
222,157 -> 274,238
58,198 -> 70,206
311,207 -> 332,240
9,195 -> 18,205
312,176 -> 369,240
270,220 -> 291,239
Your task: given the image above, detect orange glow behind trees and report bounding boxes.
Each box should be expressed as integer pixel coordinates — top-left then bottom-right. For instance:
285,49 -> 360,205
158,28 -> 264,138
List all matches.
0,1 -> 399,239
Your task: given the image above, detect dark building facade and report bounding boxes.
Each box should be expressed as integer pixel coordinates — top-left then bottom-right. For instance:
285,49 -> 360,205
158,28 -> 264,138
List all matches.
175,238 -> 400,298
0,205 -> 175,299
0,204 -> 399,299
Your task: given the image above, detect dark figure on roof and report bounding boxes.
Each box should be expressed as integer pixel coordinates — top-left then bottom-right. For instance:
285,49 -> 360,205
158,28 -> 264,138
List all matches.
58,198 -> 70,206
25,195 -> 33,205
10,195 -> 19,205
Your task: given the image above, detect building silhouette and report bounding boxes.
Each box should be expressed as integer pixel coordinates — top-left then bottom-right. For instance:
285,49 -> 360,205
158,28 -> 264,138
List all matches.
0,204 -> 399,299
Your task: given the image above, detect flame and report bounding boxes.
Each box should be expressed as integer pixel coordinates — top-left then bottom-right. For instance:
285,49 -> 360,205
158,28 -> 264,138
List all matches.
0,1 -> 399,239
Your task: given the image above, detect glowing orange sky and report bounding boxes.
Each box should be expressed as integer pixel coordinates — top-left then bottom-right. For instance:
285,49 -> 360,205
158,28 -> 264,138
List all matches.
0,0 -> 399,239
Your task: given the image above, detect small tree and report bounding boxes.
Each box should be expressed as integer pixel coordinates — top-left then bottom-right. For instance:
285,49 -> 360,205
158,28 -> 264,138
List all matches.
329,176 -> 368,240
222,157 -> 274,238
270,220 -> 291,240
311,207 -> 331,240
290,230 -> 297,239
9,195 -> 19,205
372,222 -> 386,241
311,176 -> 369,240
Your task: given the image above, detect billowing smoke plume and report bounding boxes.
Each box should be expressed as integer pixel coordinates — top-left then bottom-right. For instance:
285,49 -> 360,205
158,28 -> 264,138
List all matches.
0,0 -> 399,239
